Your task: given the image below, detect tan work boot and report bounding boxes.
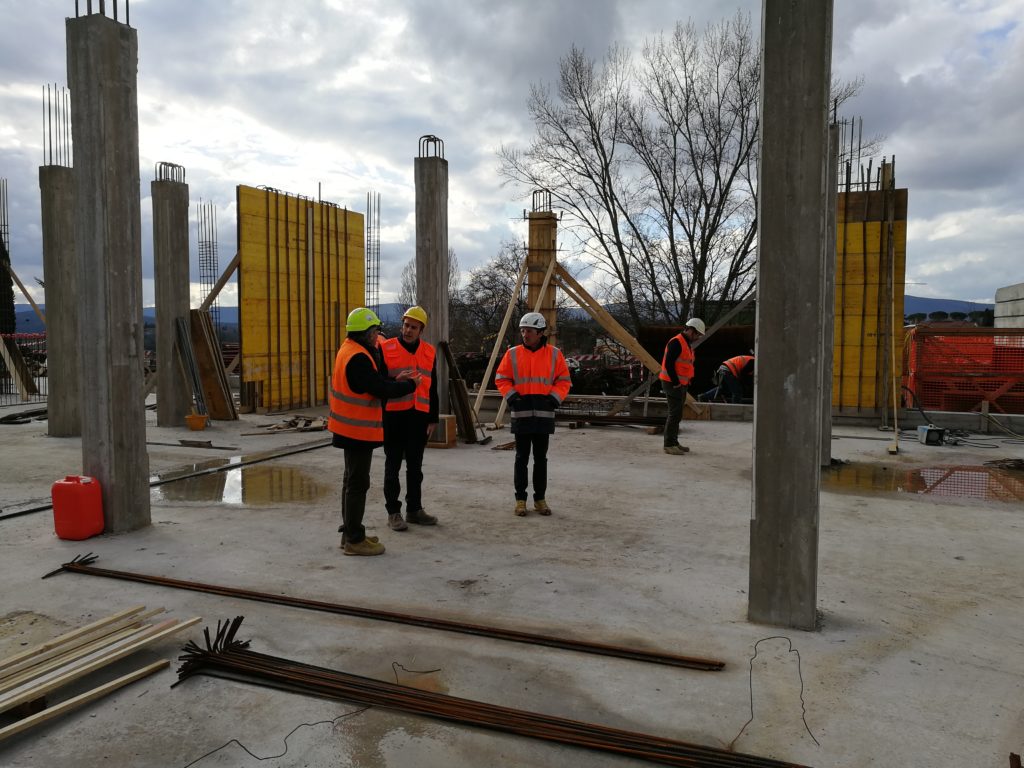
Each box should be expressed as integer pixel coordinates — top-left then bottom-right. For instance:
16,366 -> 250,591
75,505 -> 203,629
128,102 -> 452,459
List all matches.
534,499 -> 552,516
343,538 -> 385,556
339,534 -> 379,547
664,444 -> 690,456
514,499 -> 528,516
388,513 -> 408,531
406,508 -> 437,525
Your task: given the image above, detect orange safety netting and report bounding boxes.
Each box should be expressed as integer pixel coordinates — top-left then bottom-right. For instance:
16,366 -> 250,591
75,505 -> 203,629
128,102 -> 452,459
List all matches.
903,326 -> 1024,414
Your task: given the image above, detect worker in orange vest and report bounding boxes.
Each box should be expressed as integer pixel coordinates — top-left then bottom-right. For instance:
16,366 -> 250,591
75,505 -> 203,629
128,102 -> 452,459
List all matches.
659,318 -> 705,455
495,312 -> 572,517
380,306 -> 439,532
699,354 -> 755,403
329,307 -> 420,556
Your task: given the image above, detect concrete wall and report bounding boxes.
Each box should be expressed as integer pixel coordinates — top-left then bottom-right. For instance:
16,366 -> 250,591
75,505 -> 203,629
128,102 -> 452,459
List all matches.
67,14 -> 150,532
995,282 -> 1024,328
39,165 -> 80,437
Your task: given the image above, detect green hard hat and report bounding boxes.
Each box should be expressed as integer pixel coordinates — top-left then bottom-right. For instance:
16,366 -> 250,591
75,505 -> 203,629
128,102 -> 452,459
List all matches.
346,307 -> 382,332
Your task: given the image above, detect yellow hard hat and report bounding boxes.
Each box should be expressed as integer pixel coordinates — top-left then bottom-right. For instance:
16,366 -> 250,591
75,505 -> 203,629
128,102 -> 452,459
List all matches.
403,305 -> 428,328
346,307 -> 382,332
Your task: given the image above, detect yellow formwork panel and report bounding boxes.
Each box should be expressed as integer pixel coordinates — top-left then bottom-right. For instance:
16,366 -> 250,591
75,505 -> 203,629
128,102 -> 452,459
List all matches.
237,184 -> 365,411
832,190 -> 907,411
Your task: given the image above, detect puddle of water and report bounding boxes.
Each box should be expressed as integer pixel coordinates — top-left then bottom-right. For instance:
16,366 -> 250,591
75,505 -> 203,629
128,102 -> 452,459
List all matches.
152,465 -> 328,506
823,463 -> 1024,503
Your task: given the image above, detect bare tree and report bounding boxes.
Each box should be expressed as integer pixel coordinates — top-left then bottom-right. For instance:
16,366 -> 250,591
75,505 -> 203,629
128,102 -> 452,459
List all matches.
450,240 -> 527,352
501,12 -> 870,330
398,248 -> 461,309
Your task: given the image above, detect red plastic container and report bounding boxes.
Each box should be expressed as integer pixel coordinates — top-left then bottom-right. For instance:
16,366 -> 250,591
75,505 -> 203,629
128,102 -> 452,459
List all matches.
52,475 -> 105,541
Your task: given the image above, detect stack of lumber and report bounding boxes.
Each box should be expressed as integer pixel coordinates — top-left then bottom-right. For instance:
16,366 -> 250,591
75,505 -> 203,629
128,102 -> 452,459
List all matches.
0,606 -> 199,742
240,415 -> 326,436
189,310 -> 238,421
438,341 -> 486,444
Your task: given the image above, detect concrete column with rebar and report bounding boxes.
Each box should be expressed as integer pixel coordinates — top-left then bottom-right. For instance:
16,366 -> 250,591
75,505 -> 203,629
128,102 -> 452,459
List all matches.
39,165 -> 80,436
527,210 -> 558,347
67,13 -> 150,532
749,0 -> 833,630
151,166 -> 191,427
414,137 -> 449,415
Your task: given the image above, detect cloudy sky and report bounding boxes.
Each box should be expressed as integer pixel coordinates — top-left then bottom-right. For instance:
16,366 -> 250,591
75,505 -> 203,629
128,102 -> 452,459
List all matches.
1,0 -> 1021,309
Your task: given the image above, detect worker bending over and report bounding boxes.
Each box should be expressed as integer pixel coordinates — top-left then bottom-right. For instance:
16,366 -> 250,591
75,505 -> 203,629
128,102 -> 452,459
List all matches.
380,306 -> 439,531
496,312 -> 572,517
659,318 -> 705,456
699,354 -> 754,404
329,308 -> 420,556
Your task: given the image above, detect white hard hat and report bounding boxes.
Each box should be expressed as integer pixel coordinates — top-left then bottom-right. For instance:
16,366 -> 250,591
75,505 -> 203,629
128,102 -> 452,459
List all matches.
519,312 -> 547,330
685,318 -> 706,335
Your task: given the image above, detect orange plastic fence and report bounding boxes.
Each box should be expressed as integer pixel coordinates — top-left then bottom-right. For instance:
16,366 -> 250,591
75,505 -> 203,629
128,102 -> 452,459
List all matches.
903,326 -> 1024,414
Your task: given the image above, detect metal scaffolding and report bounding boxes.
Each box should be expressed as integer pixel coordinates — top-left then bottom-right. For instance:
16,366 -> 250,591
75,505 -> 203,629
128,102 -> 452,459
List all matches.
365,191 -> 380,314
197,200 -> 220,336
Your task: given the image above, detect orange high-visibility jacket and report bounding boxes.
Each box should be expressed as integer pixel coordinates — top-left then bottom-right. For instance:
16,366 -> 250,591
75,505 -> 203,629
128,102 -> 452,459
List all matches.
659,333 -> 695,386
328,338 -> 384,442
380,337 -> 435,413
722,355 -> 754,378
495,342 -> 571,434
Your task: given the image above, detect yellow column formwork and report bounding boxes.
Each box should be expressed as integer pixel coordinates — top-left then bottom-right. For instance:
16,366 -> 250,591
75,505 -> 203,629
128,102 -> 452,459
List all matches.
832,186 -> 908,412
237,184 -> 365,411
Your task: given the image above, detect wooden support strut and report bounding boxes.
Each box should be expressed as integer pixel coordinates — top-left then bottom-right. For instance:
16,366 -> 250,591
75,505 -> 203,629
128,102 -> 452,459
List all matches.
3,262 -> 45,325
472,258 -> 528,420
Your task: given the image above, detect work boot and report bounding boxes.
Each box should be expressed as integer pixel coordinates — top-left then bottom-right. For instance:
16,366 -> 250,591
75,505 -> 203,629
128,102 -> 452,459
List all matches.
388,513 -> 408,531
663,444 -> 690,456
406,508 -> 437,526
534,499 -> 552,516
514,499 -> 528,516
343,538 -> 385,556
339,533 -> 379,547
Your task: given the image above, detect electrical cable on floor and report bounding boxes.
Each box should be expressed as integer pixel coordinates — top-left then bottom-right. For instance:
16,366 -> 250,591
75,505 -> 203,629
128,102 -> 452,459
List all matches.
180,705 -> 370,767
729,636 -> 819,751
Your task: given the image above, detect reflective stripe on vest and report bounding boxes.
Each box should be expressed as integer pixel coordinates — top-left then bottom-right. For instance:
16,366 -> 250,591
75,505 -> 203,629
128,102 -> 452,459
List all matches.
659,333 -> 695,385
380,337 -> 435,413
327,339 -> 383,441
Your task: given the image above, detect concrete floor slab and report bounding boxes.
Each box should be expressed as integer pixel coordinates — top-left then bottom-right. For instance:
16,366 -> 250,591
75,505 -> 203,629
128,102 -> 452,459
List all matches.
1,408 -> 1022,766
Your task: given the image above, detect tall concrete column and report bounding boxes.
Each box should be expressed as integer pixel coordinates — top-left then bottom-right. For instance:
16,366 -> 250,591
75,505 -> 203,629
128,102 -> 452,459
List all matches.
414,135 -> 449,414
820,124 -> 839,466
67,13 -> 150,532
527,196 -> 558,347
749,0 -> 833,630
151,163 -> 191,427
39,165 -> 80,437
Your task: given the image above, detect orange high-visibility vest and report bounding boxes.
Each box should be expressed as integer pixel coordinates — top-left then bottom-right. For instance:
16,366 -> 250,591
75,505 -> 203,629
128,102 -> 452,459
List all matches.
495,344 -> 572,403
380,337 -> 435,413
659,333 -> 695,385
723,355 -> 754,378
328,338 -> 383,442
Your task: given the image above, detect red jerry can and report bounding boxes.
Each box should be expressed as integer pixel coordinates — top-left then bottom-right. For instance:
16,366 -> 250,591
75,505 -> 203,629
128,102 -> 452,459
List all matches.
51,475 -> 105,541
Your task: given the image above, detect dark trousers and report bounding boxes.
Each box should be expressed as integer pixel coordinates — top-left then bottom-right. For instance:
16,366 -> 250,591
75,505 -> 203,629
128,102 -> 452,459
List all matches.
700,369 -> 743,403
341,447 -> 374,544
384,411 -> 428,515
663,384 -> 685,447
514,433 -> 550,501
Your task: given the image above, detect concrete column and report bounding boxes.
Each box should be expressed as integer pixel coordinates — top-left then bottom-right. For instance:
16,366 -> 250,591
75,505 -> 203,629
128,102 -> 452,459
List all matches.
39,165 -> 80,437
749,0 -> 833,630
820,124 -> 839,466
527,211 -> 558,347
67,14 -> 150,532
151,167 -> 191,427
414,140 -> 449,414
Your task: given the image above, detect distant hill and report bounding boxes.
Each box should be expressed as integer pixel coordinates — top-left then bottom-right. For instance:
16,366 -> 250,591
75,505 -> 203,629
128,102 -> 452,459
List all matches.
902,295 -> 993,317
13,304 -> 239,334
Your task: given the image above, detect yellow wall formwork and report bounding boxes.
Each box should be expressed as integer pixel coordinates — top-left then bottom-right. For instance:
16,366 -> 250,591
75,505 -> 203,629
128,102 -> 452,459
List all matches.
833,186 -> 907,413
237,185 -> 365,411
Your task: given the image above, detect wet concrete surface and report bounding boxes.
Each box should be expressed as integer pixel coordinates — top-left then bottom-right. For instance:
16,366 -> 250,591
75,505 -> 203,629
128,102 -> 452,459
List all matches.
824,461 -> 1024,503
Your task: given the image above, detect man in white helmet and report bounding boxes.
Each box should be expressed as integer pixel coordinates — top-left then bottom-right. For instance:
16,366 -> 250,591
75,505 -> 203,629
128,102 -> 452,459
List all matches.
495,312 -> 572,516
658,318 -> 705,455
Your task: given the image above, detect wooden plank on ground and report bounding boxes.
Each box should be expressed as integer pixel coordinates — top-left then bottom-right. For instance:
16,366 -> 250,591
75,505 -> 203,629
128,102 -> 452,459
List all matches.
189,310 -> 237,421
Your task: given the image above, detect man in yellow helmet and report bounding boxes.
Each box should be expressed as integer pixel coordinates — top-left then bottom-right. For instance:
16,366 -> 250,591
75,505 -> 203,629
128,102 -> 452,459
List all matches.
329,307 -> 420,556
379,306 -> 439,531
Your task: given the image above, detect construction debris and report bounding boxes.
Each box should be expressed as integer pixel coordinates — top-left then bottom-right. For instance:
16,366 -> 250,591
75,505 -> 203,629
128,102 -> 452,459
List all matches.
48,554 -> 724,671
177,618 -> 799,768
240,415 -> 326,436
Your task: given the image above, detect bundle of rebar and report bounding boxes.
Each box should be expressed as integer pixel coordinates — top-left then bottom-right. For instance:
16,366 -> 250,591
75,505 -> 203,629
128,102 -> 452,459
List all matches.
176,618 -> 807,768
48,554 -> 724,672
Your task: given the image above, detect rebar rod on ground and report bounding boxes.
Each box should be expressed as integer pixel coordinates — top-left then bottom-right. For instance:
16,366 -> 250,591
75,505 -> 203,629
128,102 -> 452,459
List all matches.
47,555 -> 724,672
175,618 -> 805,768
